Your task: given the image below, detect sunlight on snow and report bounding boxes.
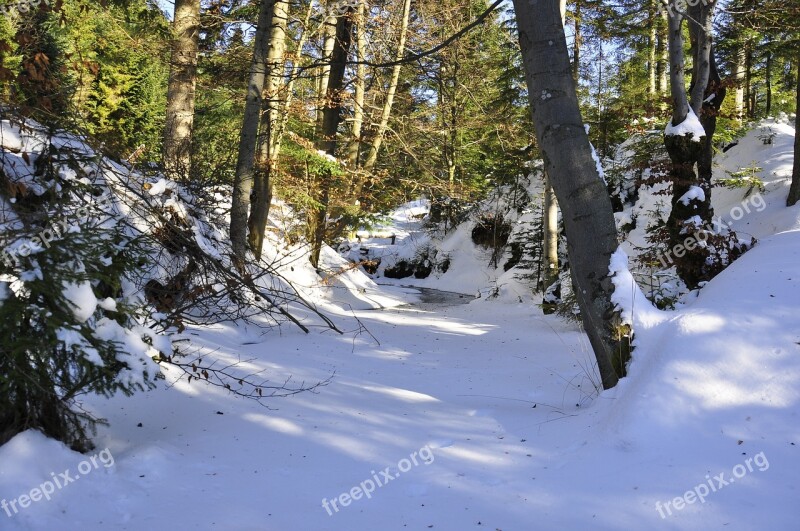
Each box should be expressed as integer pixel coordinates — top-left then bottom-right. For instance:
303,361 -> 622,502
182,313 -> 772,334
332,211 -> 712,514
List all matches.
361,385 -> 440,403
669,345 -> 800,409
675,313 -> 727,335
241,414 -> 304,436
369,310 -> 494,336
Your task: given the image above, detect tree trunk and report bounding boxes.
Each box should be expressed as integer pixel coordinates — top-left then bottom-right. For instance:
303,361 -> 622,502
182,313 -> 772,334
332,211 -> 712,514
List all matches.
765,49 -> 772,117
512,0 -> 626,390
696,44 -> 724,199
542,174 -> 559,288
361,0 -> 412,173
230,0 -> 276,262
664,0 -> 724,290
315,8 -> 338,140
788,53 -> 800,207
572,0 -> 581,83
734,44 -> 745,122
347,0 -> 367,169
271,0 -> 314,160
745,39 -> 753,118
658,9 -> 668,97
687,2 -> 712,115
648,0 -> 657,99
310,10 -> 353,268
248,0 -> 289,258
162,0 -> 200,179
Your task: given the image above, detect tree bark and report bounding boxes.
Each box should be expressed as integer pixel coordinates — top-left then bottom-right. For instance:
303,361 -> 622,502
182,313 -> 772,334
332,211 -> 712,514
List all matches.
163,0 -> 200,179
315,8 -> 338,140
745,38 -> 753,118
361,0 -> 412,173
687,2 -> 712,115
734,44 -> 745,122
664,0 -> 725,289
248,0 -> 289,258
765,49 -> 772,117
271,0 -> 314,160
347,0 -> 367,169
648,0 -> 657,99
230,0 -> 277,262
310,9 -> 353,268
788,52 -> 800,207
542,173 -> 559,288
512,0 -> 626,389
696,44 -> 724,201
658,9 -> 668,97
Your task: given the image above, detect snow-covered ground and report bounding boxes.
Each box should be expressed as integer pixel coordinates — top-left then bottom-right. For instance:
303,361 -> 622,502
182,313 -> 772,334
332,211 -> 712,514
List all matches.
1,119 -> 799,530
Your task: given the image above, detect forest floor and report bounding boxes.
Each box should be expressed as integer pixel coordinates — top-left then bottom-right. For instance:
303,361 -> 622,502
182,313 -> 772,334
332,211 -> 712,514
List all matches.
2,247 -> 799,530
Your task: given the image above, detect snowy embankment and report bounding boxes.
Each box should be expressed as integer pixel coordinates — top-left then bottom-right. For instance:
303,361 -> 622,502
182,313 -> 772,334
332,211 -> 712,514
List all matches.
340,187 -> 544,302
0,119 -> 798,530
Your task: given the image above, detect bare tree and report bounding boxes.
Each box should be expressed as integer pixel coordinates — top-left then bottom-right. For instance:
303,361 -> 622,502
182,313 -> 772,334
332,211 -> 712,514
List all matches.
512,0 -> 627,389
163,0 -> 200,178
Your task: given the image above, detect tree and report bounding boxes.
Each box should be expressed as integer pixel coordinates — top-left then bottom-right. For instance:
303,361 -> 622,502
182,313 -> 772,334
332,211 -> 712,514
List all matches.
662,0 -> 753,288
1,143 -> 157,452
346,0 -> 367,169
309,7 -> 354,267
541,172 -> 560,311
361,0 -> 412,173
163,0 -> 200,178
231,0 -> 277,263
663,0 -> 713,288
512,0 -> 627,389
249,0 -> 290,258
789,49 -> 800,206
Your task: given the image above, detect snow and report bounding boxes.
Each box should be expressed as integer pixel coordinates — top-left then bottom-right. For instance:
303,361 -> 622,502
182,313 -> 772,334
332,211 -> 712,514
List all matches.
586,123 -> 607,184
340,184 -> 544,299
56,327 -> 103,366
1,119 -> 800,529
146,178 -> 170,196
679,185 -> 706,205
61,280 -> 98,323
665,107 -> 706,142
609,247 -> 663,330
